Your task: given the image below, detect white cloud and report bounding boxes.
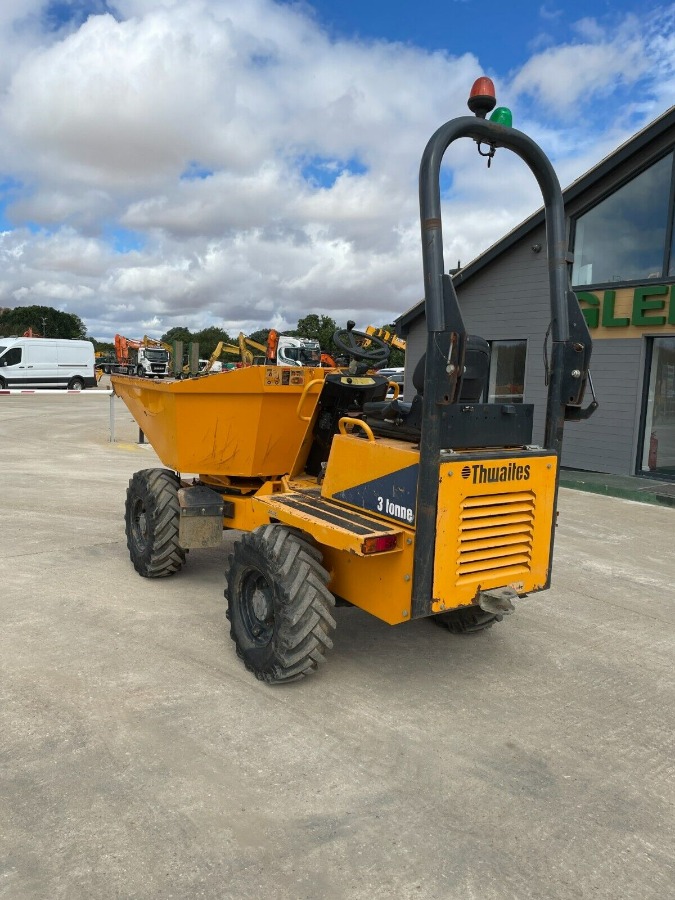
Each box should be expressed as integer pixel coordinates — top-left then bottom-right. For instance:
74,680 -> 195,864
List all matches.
0,0 -> 672,342
510,31 -> 646,114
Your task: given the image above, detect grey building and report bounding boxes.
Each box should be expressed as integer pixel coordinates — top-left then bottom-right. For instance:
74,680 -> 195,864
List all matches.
397,106 -> 675,480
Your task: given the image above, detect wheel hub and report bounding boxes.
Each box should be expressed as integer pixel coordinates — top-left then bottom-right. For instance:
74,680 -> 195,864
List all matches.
242,572 -> 274,645
251,586 -> 272,622
131,498 -> 148,549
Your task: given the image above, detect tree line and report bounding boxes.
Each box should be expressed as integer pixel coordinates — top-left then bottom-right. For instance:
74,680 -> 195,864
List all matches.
0,305 -> 87,341
0,306 -> 404,367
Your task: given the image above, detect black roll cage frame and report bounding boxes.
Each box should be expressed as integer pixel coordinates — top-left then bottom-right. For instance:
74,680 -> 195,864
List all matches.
411,115 -> 595,618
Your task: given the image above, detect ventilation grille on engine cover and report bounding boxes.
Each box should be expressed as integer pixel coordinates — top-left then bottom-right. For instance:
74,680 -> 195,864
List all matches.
456,491 -> 535,584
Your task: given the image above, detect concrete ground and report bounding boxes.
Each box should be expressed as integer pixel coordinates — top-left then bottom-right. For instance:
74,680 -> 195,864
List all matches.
1,387 -> 674,900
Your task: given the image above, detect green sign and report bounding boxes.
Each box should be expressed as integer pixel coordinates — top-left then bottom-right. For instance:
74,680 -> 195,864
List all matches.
576,284 -> 675,332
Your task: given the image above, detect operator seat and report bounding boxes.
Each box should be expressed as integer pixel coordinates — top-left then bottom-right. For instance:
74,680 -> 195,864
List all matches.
362,335 -> 490,437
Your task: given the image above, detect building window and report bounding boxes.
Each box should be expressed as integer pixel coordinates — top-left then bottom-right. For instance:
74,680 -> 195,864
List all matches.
572,152 -> 674,286
487,340 -> 526,403
641,336 -> 675,478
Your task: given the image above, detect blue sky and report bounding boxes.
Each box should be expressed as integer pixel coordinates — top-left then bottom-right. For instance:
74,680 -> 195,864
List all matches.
307,0 -> 646,65
305,0 -> 668,133
0,0 -> 673,340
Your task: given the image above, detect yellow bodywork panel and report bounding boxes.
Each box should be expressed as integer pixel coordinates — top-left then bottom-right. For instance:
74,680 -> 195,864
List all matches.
321,433 -> 420,526
316,434 -> 557,621
321,542 -> 415,625
111,366 -> 325,478
432,454 -> 558,611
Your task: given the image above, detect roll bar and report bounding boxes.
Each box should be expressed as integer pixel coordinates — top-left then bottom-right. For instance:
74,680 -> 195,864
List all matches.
411,107 -> 595,618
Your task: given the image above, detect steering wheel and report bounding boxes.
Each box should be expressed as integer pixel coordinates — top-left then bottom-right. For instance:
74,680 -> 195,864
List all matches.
332,321 -> 390,366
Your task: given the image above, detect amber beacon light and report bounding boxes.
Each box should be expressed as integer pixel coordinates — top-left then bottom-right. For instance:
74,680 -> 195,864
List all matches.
467,76 -> 497,117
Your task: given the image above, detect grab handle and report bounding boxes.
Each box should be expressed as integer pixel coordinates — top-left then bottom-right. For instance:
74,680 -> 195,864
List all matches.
338,417 -> 375,441
296,378 -> 324,422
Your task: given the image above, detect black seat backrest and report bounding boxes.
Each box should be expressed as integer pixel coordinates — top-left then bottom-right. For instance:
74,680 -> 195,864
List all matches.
412,335 -> 489,402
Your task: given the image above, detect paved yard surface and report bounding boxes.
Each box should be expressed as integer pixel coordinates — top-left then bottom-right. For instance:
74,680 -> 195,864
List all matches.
1,390 -> 674,900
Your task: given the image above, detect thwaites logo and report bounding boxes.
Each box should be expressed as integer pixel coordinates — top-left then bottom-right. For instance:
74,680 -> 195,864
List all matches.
461,462 -> 531,484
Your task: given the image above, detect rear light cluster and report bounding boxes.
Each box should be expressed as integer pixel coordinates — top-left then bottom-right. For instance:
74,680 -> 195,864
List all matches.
361,534 -> 398,555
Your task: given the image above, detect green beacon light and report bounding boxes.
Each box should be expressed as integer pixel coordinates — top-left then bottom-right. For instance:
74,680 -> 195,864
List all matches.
490,106 -> 513,128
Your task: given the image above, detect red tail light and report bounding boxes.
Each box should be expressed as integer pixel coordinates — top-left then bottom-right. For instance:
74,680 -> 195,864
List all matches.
361,534 -> 398,554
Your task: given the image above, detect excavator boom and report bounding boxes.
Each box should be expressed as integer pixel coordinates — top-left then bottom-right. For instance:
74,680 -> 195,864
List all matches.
365,326 -> 406,351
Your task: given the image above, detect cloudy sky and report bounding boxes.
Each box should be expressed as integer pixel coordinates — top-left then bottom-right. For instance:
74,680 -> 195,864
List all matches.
0,0 -> 673,341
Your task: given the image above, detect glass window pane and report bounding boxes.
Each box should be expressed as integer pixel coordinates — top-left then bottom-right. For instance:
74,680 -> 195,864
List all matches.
641,336 -> 675,476
1,347 -> 22,366
572,153 -> 673,286
488,340 -> 526,403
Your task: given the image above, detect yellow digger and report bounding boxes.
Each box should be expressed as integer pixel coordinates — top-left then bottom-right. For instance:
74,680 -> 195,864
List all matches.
113,78 -> 596,683
220,332 -> 268,366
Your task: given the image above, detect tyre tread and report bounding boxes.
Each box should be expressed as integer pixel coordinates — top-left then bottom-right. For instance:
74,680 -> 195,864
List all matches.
225,525 -> 335,683
125,468 -> 185,578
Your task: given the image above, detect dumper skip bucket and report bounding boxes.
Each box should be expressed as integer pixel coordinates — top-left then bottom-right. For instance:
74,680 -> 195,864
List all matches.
112,366 -> 325,478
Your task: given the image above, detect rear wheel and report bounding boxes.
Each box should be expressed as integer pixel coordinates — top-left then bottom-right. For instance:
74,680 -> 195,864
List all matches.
67,376 -> 85,391
225,525 -> 336,683
431,605 -> 500,634
125,468 -> 185,577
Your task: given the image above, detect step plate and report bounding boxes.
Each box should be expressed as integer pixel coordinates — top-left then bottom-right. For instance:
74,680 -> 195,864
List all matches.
255,489 -> 401,555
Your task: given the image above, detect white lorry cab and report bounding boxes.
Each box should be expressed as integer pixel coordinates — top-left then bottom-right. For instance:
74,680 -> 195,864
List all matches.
276,336 -> 322,367
0,337 -> 97,391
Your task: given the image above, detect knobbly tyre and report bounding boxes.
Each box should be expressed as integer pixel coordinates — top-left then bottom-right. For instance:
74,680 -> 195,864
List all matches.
113,78 -> 597,683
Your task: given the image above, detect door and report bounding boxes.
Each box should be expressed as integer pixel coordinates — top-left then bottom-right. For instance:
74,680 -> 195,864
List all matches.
0,346 -> 23,385
641,336 -> 675,478
25,340 -> 62,386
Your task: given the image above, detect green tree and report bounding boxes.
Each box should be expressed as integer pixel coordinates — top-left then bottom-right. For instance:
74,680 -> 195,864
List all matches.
161,326 -> 193,346
296,314 -> 337,351
0,305 -> 87,339
247,328 -> 270,347
192,326 -> 234,358
92,340 -> 115,353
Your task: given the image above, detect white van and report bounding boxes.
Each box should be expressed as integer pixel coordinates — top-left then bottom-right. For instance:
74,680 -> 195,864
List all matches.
0,337 -> 97,390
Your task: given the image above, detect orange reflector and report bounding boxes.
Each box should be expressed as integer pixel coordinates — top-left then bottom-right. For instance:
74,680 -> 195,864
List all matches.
361,534 -> 398,554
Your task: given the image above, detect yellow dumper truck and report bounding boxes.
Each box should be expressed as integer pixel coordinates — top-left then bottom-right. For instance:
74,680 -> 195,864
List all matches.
112,78 -> 596,682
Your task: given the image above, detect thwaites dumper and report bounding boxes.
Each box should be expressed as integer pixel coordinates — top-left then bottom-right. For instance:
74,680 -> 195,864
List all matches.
113,79 -> 596,683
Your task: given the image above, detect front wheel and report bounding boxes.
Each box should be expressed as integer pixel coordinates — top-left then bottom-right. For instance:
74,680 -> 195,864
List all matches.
225,525 -> 336,683
0,376 -> 6,389
125,468 -> 185,577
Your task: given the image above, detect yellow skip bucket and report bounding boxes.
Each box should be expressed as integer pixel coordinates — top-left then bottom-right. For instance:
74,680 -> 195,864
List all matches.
111,366 -> 325,478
